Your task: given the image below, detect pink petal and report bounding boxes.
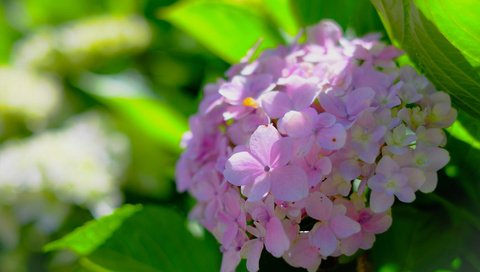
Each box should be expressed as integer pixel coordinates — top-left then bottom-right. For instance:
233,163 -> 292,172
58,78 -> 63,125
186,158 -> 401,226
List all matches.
370,191 -> 394,213
305,192 -> 333,221
243,173 -> 271,202
221,248 -> 241,272
395,186 -> 415,203
219,76 -> 246,103
249,124 -> 281,165
290,82 -> 318,110
278,108 -> 316,138
345,87 -> 375,117
330,215 -> 361,239
376,156 -> 400,176
315,112 -> 336,127
340,232 -> 362,256
318,91 -> 346,118
283,236 -> 321,271
265,218 -> 290,257
420,171 -> 438,193
242,239 -> 263,272
270,137 -> 293,168
402,167 -> 425,190
317,123 -> 346,150
363,213 -> 392,234
309,224 -> 338,256
224,151 -> 263,186
359,232 -> 376,250
269,165 -> 309,202
260,91 -> 292,119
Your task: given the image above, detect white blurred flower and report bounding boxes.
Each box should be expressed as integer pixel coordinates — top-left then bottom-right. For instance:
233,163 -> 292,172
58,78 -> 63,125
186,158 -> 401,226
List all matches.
13,15 -> 151,71
0,67 -> 62,121
0,112 -> 129,233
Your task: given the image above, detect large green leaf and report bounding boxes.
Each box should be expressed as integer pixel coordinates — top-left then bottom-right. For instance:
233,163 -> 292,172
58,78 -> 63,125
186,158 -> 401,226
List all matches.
263,0 -> 299,36
76,72 -> 188,152
45,205 -> 142,255
160,1 -> 284,63
413,0 -> 480,69
370,0 -> 480,118
371,205 -> 475,271
290,0 -> 385,35
46,205 -> 221,272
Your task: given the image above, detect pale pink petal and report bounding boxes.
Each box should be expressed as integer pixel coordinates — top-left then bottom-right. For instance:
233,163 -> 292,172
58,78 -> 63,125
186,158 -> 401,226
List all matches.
260,91 -> 292,119
340,232 -> 362,256
363,213 -> 392,234
249,124 -> 281,165
224,151 -> 263,186
425,147 -> 450,171
221,248 -> 241,272
359,232 -> 376,250
265,218 -> 290,257
242,239 -> 263,272
278,108 -> 316,138
376,156 -> 399,176
290,82 -> 319,110
317,123 -> 346,150
283,236 -> 321,271
402,167 -> 425,190
270,137 -> 293,168
367,174 -> 387,192
219,76 -> 246,103
345,87 -> 375,117
419,171 -> 438,193
318,92 -> 346,118
305,192 -> 333,221
191,179 -> 214,202
243,173 -> 271,202
269,165 -> 309,202
330,215 -> 361,239
370,191 -> 394,213
309,224 -> 338,256
395,186 -> 415,203
315,112 -> 336,127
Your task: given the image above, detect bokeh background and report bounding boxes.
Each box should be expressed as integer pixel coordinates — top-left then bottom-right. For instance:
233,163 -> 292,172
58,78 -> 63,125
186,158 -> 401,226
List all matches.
0,0 -> 479,271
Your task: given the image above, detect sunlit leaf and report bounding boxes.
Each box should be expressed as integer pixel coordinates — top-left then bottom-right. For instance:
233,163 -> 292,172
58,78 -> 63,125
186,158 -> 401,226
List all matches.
290,0 -> 385,35
413,0 -> 480,68
447,121 -> 480,150
45,204 -> 142,254
370,0 -> 480,118
263,0 -> 299,35
46,205 -> 221,272
160,1 -> 284,63
77,72 -> 188,152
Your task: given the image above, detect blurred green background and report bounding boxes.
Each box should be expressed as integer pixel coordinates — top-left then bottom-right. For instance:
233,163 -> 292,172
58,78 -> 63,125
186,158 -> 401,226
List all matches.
0,0 -> 479,271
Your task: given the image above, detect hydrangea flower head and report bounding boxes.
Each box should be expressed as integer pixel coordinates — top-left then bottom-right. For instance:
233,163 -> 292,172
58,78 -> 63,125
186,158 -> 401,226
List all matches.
176,20 -> 455,271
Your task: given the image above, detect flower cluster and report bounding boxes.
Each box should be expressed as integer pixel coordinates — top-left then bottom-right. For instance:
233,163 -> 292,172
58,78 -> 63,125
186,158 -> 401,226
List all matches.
176,21 -> 456,271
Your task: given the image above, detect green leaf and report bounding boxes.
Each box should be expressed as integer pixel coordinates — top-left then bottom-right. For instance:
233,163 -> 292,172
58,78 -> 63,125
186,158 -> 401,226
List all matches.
290,0 -> 385,35
447,121 -> 480,150
413,0 -> 480,68
370,0 -> 480,118
76,72 -> 188,152
263,0 -> 299,35
46,205 -> 221,272
45,204 -> 142,254
160,1 -> 284,63
371,205 -> 473,271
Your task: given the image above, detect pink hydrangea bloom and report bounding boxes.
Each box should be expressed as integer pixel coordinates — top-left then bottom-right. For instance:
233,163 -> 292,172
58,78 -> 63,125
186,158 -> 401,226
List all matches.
176,20 -> 455,271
